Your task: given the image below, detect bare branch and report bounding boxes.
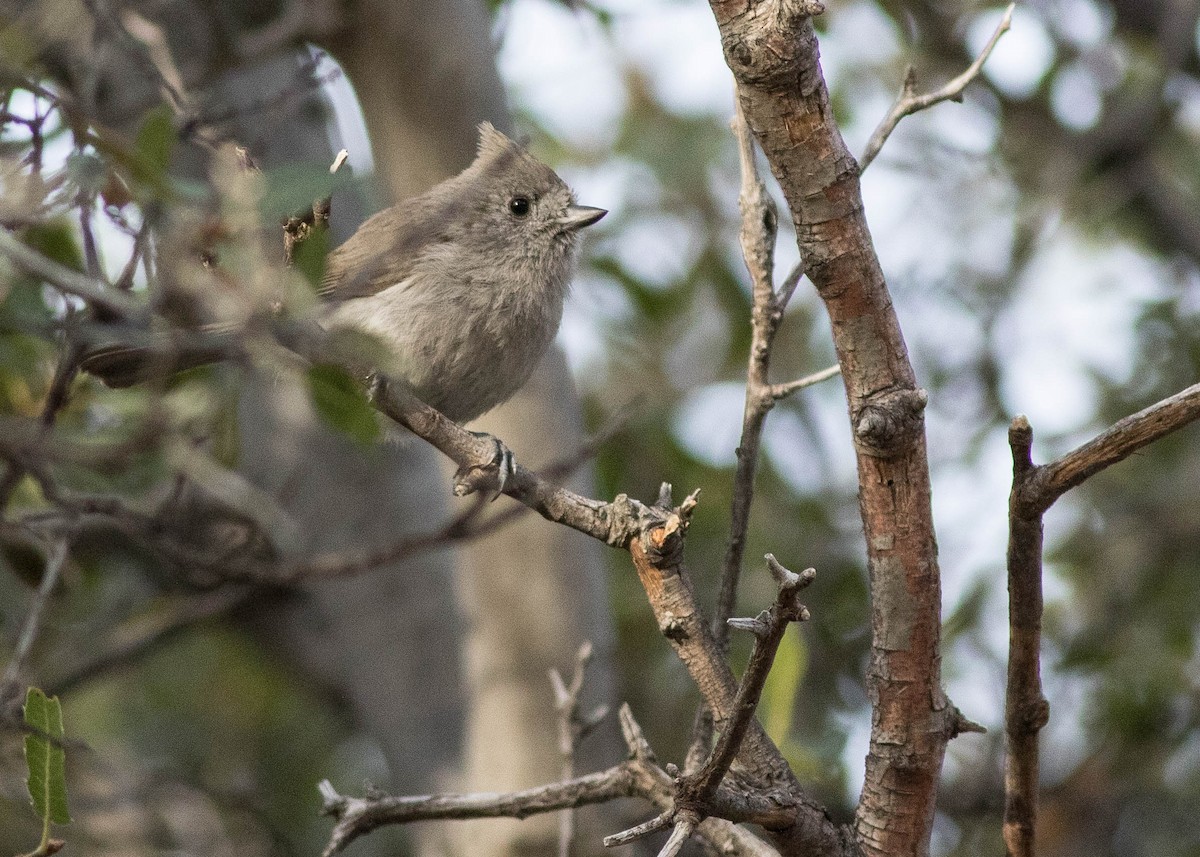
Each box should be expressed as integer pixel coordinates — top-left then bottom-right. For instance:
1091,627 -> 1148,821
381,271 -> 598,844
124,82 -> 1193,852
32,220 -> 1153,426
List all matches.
1023,381 -> 1200,513
1003,385 -> 1200,856
712,103 -> 785,656
603,811 -> 670,848
771,363 -> 841,400
0,229 -> 146,320
656,814 -> 698,857
46,587 -> 256,697
319,765 -> 643,856
1,538 -> 70,702
550,642 -> 610,857
684,556 -> 814,806
859,3 -> 1015,172
776,260 -> 805,308
617,702 -> 656,763
1003,416 -> 1049,857
370,377 -> 651,548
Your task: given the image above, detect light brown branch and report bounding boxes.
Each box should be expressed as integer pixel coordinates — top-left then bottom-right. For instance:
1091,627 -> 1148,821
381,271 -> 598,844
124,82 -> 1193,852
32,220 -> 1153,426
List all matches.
628,489 -> 846,853
319,765 -> 645,857
858,3 -> 1015,172
550,642 -> 610,857
712,99 -> 783,655
1023,381 -> 1200,513
771,363 -> 841,400
1003,385 -> 1200,856
706,1 -> 954,853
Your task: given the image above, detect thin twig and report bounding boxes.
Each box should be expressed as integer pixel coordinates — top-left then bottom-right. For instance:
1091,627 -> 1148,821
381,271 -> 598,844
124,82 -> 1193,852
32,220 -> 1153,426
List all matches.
858,3 -> 1015,172
712,100 -> 782,656
684,555 -> 814,805
319,765 -> 644,857
776,259 -> 805,308
47,587 -> 257,697
114,218 -> 151,292
771,363 -> 841,400
603,811 -> 670,847
1,539 -> 71,695
78,198 -> 103,280
1025,381 -> 1200,512
0,230 -> 146,320
550,642 -> 610,857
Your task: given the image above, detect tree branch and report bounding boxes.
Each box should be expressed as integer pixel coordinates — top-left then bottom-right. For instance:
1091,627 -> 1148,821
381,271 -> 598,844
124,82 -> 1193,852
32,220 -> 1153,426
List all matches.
687,555 -> 814,807
1003,384 -> 1200,856
858,3 -> 1015,172
1022,381 -> 1200,514
705,1 -> 958,853
0,229 -> 146,321
1,539 -> 70,708
712,102 -> 783,659
46,587 -> 257,697
320,703 -> 783,857
319,765 -> 644,857
549,642 -> 610,857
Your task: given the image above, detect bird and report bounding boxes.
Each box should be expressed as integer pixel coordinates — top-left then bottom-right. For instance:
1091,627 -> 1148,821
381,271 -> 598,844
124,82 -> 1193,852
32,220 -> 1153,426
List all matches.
81,122 -> 606,426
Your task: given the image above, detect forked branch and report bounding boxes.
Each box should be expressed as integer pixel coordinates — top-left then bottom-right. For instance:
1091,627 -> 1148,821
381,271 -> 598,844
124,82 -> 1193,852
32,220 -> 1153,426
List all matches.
1004,381 -> 1200,857
859,3 -> 1015,172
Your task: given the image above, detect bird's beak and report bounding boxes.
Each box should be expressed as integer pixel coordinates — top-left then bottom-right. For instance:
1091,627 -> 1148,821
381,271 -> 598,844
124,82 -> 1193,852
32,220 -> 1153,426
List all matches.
561,205 -> 607,232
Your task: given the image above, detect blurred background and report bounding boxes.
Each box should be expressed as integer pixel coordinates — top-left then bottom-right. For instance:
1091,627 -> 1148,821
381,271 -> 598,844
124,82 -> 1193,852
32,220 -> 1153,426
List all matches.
1,1 -> 1199,856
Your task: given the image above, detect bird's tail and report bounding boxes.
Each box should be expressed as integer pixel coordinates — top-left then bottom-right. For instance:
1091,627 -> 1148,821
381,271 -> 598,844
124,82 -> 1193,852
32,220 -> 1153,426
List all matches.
80,341 -> 231,388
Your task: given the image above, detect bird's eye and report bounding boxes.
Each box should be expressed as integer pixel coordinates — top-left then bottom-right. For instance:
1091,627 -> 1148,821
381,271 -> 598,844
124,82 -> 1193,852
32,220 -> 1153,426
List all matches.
508,196 -> 531,217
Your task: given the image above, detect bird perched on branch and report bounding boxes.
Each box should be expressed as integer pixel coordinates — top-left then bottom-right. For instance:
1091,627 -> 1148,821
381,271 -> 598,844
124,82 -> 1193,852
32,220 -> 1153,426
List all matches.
82,123 -> 606,425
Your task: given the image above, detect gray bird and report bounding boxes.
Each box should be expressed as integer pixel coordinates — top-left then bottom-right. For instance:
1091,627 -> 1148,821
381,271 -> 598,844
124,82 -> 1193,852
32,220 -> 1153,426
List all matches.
82,123 -> 606,425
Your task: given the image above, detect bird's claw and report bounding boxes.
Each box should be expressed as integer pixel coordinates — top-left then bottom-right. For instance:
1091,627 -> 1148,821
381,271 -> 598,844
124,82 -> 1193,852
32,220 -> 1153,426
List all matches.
453,432 -> 515,499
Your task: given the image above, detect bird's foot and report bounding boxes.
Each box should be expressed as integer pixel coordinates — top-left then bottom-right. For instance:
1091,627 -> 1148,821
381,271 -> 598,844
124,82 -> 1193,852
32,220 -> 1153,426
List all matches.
453,431 -> 516,499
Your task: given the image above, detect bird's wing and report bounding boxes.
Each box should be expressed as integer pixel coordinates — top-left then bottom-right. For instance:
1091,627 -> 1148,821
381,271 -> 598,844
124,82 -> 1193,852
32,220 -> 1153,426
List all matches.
318,189 -> 458,303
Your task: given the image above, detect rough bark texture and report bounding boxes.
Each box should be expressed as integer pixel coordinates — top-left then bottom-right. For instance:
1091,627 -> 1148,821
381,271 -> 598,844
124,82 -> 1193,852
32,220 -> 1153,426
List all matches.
706,3 -> 949,855
1003,419 -> 1048,857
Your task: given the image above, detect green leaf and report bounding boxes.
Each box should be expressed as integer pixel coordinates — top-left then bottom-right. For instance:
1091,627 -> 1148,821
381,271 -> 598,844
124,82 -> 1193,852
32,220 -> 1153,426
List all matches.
306,364 -> 380,446
132,104 -> 176,188
23,687 -> 71,828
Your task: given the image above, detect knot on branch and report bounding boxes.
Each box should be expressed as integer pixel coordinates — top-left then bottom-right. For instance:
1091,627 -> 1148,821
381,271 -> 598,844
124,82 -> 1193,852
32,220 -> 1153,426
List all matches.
1020,697 -> 1050,733
852,387 -> 928,458
720,1 -> 824,92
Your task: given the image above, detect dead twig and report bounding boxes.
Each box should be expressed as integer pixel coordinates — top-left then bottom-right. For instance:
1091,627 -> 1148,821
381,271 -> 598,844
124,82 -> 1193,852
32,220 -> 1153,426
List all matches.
1,538 -> 71,706
1003,383 -> 1200,857
550,642 -> 610,857
859,3 -> 1015,172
